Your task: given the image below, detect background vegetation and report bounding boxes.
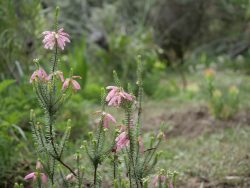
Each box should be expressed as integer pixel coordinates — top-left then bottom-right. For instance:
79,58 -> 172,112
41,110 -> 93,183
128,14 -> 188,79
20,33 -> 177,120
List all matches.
1,0 -> 250,187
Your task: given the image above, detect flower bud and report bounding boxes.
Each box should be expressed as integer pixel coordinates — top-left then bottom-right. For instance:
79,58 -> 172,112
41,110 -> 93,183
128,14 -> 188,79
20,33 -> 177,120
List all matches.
36,161 -> 43,170
30,109 -> 34,120
92,139 -> 97,148
157,132 -> 165,140
88,132 -> 93,139
160,169 -> 165,175
82,141 -> 87,147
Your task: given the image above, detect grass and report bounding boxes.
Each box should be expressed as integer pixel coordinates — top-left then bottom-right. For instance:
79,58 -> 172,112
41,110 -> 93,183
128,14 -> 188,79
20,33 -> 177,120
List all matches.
137,69 -> 250,187
159,127 -> 250,187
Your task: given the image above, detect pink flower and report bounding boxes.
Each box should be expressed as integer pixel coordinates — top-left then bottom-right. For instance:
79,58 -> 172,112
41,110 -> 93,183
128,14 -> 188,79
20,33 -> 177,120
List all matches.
102,112 -> 116,128
47,70 -> 64,82
42,28 -> 70,50
106,86 -> 134,107
114,131 -> 130,152
30,68 -> 48,83
153,175 -> 166,188
24,172 -> 48,184
62,76 -> 81,91
36,161 -> 43,170
169,182 -> 174,188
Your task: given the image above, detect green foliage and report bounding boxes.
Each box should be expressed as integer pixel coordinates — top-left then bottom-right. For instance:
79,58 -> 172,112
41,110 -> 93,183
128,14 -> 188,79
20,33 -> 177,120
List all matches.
83,83 -> 102,103
0,0 -> 43,80
82,88 -> 116,187
143,71 -> 161,96
0,79 -> 16,92
0,80 -> 34,187
203,69 -> 240,119
62,94 -> 90,139
88,30 -> 160,84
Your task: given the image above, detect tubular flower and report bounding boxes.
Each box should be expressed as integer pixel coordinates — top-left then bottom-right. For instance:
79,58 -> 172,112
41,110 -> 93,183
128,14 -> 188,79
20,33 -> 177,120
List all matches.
30,68 -> 48,83
153,175 -> 166,188
114,131 -> 130,152
62,76 -> 81,91
106,86 -> 134,107
47,70 -> 64,82
24,172 -> 48,184
101,112 -> 116,128
36,161 -> 43,170
42,28 -> 70,50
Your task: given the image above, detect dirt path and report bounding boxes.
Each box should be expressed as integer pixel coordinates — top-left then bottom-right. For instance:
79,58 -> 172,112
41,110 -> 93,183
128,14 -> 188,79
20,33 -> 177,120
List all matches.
143,103 -> 250,138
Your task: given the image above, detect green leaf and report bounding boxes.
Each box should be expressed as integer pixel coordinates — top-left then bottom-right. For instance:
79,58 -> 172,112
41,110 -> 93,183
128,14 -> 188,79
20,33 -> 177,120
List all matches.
11,124 -> 27,140
0,79 -> 16,93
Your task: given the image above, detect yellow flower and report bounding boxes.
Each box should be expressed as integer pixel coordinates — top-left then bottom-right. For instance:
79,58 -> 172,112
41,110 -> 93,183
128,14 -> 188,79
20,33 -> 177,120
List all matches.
204,68 -> 215,79
229,85 -> 239,95
213,89 -> 222,98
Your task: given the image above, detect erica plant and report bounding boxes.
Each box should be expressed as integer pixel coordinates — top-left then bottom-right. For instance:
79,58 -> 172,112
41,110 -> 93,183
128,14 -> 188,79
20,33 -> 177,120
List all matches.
22,7 -> 174,188
28,7 -> 81,187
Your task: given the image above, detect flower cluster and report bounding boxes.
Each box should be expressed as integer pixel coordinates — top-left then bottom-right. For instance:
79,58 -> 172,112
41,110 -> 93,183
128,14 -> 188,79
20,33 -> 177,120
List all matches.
30,67 -> 81,91
106,86 -> 134,107
42,28 -> 70,50
105,86 -> 135,152
30,68 -> 48,83
30,27 -> 81,92
24,161 -> 48,185
114,130 -> 130,152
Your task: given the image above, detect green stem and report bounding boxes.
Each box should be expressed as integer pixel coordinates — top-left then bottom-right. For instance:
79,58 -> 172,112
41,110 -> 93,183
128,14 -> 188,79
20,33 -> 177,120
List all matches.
77,154 -> 81,188
57,157 -> 77,177
113,153 -> 117,180
94,164 -> 98,186
126,109 -> 139,188
52,43 -> 58,74
48,114 -> 58,157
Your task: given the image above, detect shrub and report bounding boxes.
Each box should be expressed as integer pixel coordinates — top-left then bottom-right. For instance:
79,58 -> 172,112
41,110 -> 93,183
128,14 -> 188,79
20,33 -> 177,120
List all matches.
203,68 -> 240,119
21,8 -> 175,188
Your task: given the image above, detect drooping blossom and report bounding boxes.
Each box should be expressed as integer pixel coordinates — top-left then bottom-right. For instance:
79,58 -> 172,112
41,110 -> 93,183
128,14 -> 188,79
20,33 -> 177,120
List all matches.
30,68 -> 49,83
36,161 -> 43,170
106,86 -> 134,107
24,172 -> 48,184
47,70 -> 64,82
42,28 -> 70,50
153,175 -> 166,188
114,131 -> 130,152
62,76 -> 82,91
102,112 -> 116,128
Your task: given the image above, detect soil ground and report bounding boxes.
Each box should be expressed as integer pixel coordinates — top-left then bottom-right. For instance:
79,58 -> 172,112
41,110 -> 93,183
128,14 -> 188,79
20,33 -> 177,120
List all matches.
141,100 -> 250,188
144,104 -> 250,138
